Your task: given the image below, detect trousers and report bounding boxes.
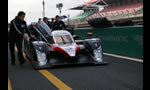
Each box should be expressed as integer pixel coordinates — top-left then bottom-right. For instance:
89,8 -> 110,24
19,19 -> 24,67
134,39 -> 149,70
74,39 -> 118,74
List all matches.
9,37 -> 24,63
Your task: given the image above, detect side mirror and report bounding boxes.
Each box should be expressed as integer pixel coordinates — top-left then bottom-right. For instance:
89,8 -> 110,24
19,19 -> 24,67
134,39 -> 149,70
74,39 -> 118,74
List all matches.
73,35 -> 79,40
87,33 -> 93,36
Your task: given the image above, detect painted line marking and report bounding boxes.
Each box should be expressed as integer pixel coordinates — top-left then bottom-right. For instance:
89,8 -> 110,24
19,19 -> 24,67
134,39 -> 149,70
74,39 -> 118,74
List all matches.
8,77 -> 12,90
103,52 -> 143,63
21,49 -> 72,90
39,70 -> 72,90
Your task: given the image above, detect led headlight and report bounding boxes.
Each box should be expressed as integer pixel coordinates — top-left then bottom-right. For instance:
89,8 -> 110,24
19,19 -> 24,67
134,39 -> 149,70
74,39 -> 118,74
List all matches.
36,49 -> 47,66
24,33 -> 30,41
93,45 -> 103,62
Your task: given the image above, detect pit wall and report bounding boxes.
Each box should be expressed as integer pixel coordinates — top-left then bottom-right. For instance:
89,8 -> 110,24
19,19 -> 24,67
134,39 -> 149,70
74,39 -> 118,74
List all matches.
74,26 -> 143,59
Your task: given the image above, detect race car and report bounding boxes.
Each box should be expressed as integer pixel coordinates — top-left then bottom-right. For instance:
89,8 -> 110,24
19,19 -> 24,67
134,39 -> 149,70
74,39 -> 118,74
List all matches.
24,21 -> 107,69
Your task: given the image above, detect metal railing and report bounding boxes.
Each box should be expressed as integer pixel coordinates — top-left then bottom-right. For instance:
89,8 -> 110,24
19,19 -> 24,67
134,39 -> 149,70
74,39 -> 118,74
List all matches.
87,7 -> 143,20
67,7 -> 143,26
105,8 -> 143,20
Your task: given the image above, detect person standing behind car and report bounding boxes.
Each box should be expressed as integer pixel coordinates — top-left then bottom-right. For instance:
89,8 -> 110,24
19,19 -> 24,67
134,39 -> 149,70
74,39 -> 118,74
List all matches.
43,17 -> 51,28
52,15 -> 67,31
8,11 -> 34,65
49,18 -> 54,29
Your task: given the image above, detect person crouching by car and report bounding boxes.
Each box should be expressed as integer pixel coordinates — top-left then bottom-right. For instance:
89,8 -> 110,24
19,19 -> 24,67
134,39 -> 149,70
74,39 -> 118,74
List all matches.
52,15 -> 67,31
8,11 -> 35,66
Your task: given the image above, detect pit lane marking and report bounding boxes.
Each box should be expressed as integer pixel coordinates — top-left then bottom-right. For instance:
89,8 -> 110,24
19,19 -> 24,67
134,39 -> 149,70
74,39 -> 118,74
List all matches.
21,51 -> 72,90
103,53 -> 143,62
23,54 -> 72,90
39,70 -> 72,90
8,77 -> 12,90
15,47 -> 72,90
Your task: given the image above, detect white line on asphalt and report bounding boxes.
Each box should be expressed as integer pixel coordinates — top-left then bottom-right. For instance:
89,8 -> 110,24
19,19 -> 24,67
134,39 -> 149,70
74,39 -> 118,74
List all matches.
103,53 -> 143,63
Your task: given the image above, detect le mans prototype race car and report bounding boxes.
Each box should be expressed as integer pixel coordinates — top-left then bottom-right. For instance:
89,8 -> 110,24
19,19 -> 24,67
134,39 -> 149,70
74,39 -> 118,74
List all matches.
24,21 -> 107,69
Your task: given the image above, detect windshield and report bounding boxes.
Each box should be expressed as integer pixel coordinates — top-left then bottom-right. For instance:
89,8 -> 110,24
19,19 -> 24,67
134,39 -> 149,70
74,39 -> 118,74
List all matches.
35,21 -> 52,42
35,21 -> 51,35
54,35 -> 73,44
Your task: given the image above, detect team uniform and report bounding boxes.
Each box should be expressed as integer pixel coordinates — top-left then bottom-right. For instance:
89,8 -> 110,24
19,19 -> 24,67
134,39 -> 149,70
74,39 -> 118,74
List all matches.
52,21 -> 66,30
8,17 -> 31,64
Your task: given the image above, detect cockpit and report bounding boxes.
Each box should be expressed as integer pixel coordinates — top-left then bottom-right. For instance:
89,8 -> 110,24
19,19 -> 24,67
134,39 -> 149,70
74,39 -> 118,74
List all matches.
28,21 -> 74,44
51,30 -> 74,44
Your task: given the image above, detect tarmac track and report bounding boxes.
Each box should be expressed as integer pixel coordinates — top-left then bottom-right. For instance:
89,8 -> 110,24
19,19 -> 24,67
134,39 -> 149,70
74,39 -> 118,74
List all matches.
8,46 -> 143,90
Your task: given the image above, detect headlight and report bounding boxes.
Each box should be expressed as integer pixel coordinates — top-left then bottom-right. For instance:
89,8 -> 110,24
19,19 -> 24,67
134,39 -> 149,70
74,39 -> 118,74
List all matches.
36,49 -> 47,66
24,33 -> 30,41
93,45 -> 103,62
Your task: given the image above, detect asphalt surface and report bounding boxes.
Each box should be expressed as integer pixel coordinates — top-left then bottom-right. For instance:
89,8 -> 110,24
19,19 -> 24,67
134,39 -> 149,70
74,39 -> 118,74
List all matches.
8,45 -> 143,90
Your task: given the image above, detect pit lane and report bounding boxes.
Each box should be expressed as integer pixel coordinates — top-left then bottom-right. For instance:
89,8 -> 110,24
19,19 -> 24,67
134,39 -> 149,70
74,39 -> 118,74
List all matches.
8,45 -> 143,90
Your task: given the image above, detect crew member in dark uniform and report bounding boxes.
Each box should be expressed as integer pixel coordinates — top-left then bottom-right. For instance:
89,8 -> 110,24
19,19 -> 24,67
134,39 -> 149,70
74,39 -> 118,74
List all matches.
52,15 -> 67,31
49,18 -> 54,29
43,17 -> 51,28
8,11 -> 34,65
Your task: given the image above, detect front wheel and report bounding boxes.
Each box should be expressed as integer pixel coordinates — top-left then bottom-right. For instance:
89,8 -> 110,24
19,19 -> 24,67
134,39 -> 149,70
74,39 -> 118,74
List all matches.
93,45 -> 103,62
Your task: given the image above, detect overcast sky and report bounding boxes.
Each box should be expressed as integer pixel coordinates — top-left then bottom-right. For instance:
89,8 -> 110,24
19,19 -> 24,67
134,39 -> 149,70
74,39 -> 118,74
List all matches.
8,0 -> 89,24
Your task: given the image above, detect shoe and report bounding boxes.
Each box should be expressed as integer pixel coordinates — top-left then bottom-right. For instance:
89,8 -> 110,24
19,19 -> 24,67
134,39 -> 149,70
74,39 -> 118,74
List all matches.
11,59 -> 15,65
11,62 -> 16,65
20,59 -> 25,66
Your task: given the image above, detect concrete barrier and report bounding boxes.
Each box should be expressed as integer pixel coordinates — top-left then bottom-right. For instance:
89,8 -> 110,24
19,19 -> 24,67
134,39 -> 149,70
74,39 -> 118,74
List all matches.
74,26 -> 143,59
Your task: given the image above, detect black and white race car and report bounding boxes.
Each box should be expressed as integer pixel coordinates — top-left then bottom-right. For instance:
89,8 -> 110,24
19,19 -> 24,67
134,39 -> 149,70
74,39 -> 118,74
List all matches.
24,21 -> 107,69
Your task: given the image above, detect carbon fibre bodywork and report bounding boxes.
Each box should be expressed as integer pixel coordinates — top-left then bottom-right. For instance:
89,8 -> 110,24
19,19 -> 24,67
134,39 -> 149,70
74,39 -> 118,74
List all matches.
24,21 -> 107,69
